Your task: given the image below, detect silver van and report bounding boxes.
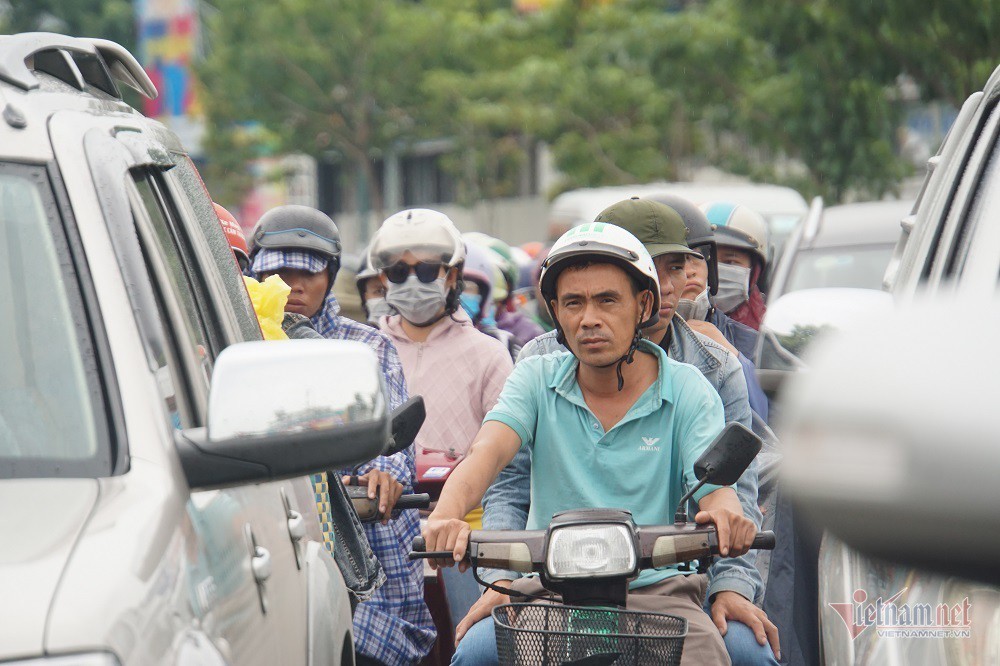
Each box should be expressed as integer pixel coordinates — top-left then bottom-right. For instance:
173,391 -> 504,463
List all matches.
0,33 -> 384,665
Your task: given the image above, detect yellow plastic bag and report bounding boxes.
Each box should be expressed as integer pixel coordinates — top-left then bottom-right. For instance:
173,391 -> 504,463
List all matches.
243,275 -> 290,341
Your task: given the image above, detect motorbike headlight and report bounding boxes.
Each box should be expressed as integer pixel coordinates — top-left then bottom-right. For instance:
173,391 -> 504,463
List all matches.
545,524 -> 637,579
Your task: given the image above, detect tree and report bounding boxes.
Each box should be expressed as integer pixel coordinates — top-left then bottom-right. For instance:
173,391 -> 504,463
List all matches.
0,0 -> 136,53
199,0 -> 451,223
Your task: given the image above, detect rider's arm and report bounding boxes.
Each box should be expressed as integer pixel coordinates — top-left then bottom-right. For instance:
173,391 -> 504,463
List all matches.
709,353 -> 765,602
736,352 -> 769,423
432,421 -> 523,520
480,446 -> 532,584
697,486 -> 743,516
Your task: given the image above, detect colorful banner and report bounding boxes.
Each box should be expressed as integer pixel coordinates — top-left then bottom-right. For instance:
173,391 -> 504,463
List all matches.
136,0 -> 202,148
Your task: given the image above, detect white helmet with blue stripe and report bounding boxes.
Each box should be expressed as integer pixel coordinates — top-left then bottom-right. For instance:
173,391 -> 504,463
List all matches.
700,201 -> 769,266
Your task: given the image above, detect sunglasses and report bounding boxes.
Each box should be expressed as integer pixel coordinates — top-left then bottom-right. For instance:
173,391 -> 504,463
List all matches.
384,261 -> 445,284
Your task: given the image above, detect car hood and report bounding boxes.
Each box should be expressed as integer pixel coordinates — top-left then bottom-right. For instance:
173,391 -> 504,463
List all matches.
0,478 -> 99,660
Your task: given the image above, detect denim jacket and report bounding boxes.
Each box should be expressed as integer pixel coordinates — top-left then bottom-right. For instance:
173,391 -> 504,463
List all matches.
481,318 -> 764,605
709,309 -> 769,422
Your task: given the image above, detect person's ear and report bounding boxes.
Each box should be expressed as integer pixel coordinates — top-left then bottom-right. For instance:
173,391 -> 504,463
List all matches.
445,267 -> 459,289
640,290 -> 653,321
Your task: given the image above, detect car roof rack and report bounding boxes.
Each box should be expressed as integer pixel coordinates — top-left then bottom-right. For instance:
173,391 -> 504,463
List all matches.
0,32 -> 157,100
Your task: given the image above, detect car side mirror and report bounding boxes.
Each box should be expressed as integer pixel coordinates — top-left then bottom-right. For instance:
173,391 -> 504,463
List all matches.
674,422 -> 762,523
754,288 -> 891,396
176,340 -> 390,490
781,294 -> 1000,586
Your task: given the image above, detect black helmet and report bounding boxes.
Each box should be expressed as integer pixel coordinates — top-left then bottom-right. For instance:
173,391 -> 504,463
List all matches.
249,205 -> 342,282
250,205 -> 341,260
645,193 -> 718,296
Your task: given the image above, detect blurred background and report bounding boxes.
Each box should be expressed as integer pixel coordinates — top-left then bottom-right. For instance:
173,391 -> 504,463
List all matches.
2,0 -> 992,251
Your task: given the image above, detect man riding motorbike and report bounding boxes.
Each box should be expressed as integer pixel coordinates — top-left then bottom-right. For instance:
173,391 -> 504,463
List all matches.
699,202 -> 770,332
465,232 -> 545,347
356,251 -> 395,326
461,241 -> 522,361
479,199 -> 779,665
653,194 -> 769,422
249,205 -> 435,666
424,221 -> 759,665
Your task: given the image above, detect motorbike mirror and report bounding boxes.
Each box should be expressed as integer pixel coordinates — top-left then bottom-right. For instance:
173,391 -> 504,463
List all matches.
674,423 -> 762,524
694,422 -> 762,486
386,396 -> 426,457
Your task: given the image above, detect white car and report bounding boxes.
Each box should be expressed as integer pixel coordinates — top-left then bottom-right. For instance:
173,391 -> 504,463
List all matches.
780,62 -> 1000,665
0,33 -> 382,665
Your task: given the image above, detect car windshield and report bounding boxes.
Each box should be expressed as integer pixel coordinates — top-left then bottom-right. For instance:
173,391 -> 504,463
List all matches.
0,165 -> 110,478
786,244 -> 894,293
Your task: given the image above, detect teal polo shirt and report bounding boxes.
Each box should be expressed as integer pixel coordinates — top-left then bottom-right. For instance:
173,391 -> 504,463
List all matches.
484,339 -> 726,589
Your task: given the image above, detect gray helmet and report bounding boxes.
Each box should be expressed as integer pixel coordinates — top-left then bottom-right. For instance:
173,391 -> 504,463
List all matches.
249,205 -> 342,261
646,193 -> 718,296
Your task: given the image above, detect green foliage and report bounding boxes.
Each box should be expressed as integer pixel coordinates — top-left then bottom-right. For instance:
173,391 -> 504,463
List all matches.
0,0 -> 136,53
194,0 -> 998,207
199,0 -> 452,207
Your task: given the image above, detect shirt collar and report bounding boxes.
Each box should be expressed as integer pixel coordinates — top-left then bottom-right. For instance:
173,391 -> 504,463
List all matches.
549,339 -> 674,407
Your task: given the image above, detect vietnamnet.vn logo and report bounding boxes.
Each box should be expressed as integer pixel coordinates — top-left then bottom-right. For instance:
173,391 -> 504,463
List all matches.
828,588 -> 972,639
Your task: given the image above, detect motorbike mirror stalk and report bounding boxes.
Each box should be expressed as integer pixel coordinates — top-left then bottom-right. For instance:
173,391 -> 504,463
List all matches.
351,395 -> 426,478
673,423 -> 762,524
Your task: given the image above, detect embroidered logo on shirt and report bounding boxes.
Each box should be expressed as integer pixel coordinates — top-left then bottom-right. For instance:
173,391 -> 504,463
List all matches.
640,436 -> 661,452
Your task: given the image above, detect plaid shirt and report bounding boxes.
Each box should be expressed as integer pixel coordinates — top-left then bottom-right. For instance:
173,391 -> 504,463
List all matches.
316,296 -> 435,664
254,254 -> 435,663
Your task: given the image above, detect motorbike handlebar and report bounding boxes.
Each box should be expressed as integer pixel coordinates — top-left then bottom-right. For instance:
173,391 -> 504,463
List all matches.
394,493 -> 432,510
409,528 -> 776,562
752,531 -> 775,551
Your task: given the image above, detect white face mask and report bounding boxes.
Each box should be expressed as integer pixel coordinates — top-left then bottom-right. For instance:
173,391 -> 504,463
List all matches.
365,297 -> 395,325
676,287 -> 711,322
385,275 -> 448,326
715,263 -> 751,314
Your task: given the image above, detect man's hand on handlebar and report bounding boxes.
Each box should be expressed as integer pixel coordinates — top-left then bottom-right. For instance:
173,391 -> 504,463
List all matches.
694,507 -> 757,557
422,516 -> 471,570
343,470 -> 404,525
455,582 -> 512,645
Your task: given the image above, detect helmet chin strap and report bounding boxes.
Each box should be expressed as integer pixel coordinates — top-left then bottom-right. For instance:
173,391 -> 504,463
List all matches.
610,292 -> 650,391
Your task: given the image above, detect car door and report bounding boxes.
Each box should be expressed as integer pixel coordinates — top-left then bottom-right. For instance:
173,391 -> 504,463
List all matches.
49,111 -> 288,664
156,146 -> 320,658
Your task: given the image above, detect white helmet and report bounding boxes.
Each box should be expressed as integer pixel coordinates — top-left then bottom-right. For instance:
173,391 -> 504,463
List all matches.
699,201 -> 770,266
539,222 -> 660,326
369,208 -> 465,270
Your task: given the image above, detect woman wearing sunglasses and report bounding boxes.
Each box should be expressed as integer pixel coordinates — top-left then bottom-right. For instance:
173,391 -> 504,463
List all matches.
369,209 -> 515,628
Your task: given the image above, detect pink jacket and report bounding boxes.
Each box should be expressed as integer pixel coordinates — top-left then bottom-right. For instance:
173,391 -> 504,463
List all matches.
380,309 -> 513,457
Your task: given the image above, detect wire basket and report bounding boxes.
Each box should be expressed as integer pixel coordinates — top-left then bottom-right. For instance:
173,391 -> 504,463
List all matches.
493,603 -> 687,666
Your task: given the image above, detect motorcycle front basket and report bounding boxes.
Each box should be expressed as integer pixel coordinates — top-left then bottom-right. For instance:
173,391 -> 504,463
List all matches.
492,603 -> 687,666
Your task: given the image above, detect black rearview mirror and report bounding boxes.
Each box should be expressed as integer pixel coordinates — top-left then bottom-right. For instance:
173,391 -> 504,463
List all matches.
674,422 -> 762,524
385,396 -> 426,457
694,422 -> 762,486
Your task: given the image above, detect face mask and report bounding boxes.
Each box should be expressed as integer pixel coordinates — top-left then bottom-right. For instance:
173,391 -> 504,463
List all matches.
365,297 -> 394,325
676,288 -> 711,322
715,263 -> 751,314
386,274 -> 448,326
460,293 -> 481,321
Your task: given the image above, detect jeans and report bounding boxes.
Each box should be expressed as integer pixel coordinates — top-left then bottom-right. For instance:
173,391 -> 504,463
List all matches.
440,565 -> 481,632
452,614 -> 780,665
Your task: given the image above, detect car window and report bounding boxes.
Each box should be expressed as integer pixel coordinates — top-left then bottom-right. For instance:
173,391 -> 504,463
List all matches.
131,170 -> 214,388
786,245 -> 895,293
0,164 -> 111,478
167,154 -> 262,342
951,130 -> 1000,280
928,100 -> 1000,282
